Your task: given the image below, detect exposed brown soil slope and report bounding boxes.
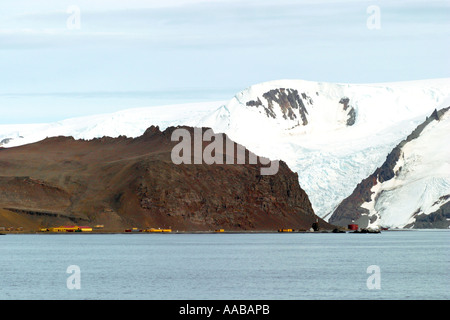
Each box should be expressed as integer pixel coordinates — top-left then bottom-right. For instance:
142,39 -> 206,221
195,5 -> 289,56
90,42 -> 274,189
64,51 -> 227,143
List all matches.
0,126 -> 331,232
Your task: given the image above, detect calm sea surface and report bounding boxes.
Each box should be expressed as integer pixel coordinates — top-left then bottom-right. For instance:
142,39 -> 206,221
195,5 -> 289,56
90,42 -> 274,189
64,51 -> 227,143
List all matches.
0,230 -> 448,300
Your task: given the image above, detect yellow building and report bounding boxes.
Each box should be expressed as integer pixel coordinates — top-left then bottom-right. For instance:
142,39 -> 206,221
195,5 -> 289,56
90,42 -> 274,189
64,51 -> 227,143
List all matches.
50,226 -> 77,232
278,228 -> 293,233
48,225 -> 92,232
145,228 -> 172,233
78,226 -> 93,232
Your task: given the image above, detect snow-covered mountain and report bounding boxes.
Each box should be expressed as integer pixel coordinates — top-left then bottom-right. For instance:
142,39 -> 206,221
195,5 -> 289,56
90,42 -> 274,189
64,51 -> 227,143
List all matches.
200,79 -> 450,220
330,104 -> 450,229
1,78 -> 449,224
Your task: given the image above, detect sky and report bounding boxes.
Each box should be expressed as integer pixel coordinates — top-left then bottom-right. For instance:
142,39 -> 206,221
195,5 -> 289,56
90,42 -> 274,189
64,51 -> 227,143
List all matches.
0,0 -> 449,124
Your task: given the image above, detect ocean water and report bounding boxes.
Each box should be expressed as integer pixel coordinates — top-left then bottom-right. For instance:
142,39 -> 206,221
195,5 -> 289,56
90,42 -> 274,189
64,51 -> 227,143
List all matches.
0,230 -> 448,300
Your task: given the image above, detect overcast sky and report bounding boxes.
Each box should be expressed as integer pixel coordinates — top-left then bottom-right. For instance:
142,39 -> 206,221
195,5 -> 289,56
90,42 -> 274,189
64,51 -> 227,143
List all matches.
0,0 -> 449,123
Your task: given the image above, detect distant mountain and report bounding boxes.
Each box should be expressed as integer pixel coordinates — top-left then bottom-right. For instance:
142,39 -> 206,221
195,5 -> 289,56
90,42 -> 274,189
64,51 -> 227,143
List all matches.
329,105 -> 450,229
0,126 -> 329,232
1,78 -> 449,222
0,101 -> 226,148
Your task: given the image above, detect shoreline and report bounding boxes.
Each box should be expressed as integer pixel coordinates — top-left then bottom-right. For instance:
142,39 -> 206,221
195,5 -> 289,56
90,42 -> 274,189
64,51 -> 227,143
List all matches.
1,228 -> 438,235
2,230 -> 329,235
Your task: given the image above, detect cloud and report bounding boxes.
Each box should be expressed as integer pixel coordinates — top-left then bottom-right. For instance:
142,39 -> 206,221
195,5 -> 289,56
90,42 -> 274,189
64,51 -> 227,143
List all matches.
0,0 -> 448,109
1,0 -> 449,51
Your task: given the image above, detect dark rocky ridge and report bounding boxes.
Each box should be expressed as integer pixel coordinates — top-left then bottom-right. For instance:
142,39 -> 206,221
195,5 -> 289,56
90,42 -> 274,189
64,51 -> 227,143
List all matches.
407,195 -> 450,228
246,88 -> 311,127
0,125 -> 332,232
329,106 -> 450,228
246,88 -> 356,128
339,97 -> 356,126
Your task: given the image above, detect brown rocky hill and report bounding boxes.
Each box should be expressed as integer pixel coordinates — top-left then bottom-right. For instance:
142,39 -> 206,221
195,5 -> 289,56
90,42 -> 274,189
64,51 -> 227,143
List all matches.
0,126 -> 331,232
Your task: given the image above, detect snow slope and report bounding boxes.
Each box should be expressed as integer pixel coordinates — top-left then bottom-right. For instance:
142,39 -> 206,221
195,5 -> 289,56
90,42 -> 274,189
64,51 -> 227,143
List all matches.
1,78 -> 449,221
361,105 -> 450,228
0,101 -> 226,148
